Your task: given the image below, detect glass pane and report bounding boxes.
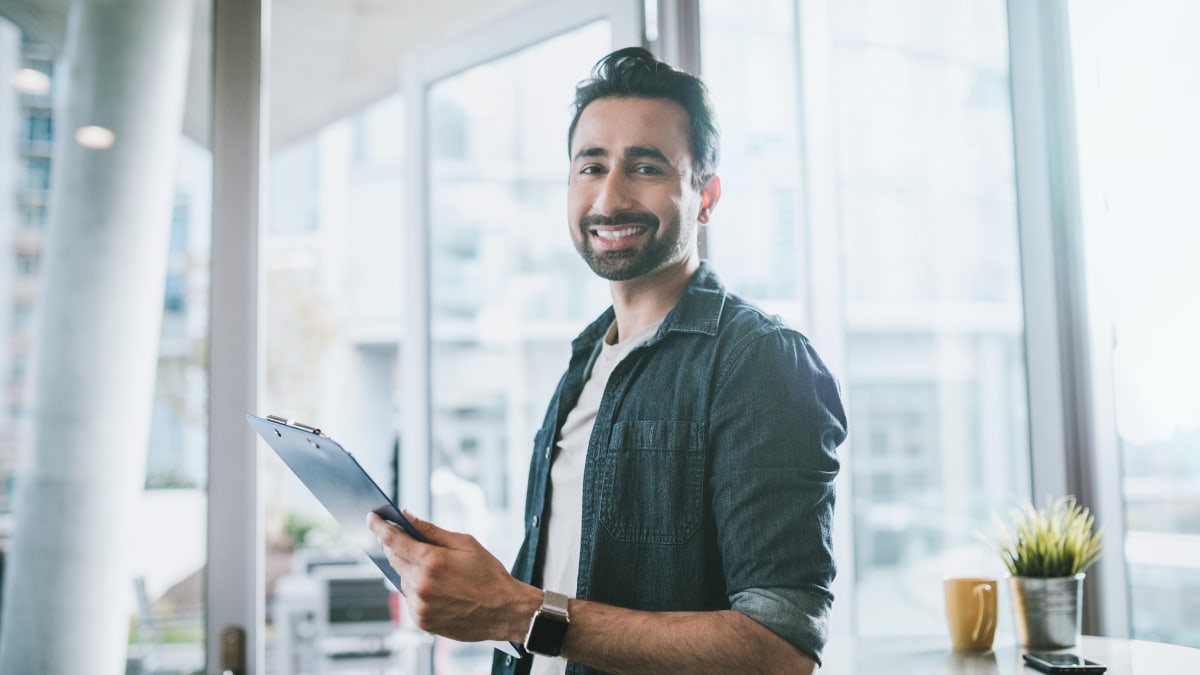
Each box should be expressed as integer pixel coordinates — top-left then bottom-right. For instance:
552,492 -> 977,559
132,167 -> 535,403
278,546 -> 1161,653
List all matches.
264,5 -> 621,672
701,0 -> 1030,637
701,0 -> 805,308
0,9 -> 209,673
427,22 -> 611,673
1069,0 -> 1200,648
262,93 -> 415,673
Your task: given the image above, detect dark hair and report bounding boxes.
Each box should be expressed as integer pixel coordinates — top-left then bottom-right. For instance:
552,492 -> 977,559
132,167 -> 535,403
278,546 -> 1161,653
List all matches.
568,47 -> 720,189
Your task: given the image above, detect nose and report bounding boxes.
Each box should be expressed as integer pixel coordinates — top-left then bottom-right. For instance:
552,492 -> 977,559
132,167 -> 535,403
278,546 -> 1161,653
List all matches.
591,168 -> 634,215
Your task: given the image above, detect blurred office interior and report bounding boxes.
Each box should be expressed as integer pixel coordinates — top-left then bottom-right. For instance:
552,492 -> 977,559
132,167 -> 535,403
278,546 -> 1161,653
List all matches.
0,0 -> 1195,673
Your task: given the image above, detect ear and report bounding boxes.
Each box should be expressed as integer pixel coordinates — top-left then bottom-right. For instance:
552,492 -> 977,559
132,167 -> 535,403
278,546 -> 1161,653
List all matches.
698,175 -> 722,224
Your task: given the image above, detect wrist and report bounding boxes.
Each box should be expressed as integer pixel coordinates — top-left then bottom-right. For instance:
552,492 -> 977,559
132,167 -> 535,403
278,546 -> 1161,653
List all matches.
509,583 -> 545,643
523,588 -> 572,657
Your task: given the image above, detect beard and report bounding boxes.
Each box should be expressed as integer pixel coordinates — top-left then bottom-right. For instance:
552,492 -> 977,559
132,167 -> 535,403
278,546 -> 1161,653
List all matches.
573,210 -> 690,281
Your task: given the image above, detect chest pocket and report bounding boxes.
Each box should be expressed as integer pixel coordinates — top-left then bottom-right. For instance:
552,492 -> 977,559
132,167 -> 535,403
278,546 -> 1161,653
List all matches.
599,420 -> 706,545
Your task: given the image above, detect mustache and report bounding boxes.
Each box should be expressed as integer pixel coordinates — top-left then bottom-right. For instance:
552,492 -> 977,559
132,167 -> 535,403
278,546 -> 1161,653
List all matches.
581,211 -> 659,229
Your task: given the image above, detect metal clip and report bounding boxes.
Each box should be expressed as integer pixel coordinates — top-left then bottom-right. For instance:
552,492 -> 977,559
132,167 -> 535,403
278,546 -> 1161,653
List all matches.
265,414 -> 322,436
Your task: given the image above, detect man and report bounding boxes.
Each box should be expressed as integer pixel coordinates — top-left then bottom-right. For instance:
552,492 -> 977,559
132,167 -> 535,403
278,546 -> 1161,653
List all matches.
369,47 -> 847,674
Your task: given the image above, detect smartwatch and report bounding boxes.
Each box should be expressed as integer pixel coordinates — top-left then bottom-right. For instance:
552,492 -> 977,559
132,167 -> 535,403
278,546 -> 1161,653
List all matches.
524,589 -> 571,657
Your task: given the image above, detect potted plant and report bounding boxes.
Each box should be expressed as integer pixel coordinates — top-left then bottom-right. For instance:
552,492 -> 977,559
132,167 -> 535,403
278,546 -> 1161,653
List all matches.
988,496 -> 1103,648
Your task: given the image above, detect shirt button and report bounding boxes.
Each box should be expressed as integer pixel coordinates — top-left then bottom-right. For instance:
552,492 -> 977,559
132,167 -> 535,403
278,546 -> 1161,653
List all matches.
505,655 -> 514,667
532,515 -> 540,528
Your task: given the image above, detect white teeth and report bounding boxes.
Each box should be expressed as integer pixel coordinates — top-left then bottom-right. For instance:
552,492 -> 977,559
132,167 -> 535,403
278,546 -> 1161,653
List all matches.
594,227 -> 643,240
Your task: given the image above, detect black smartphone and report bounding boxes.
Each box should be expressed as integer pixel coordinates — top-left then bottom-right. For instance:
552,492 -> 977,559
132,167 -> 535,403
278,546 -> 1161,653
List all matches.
1022,652 -> 1107,673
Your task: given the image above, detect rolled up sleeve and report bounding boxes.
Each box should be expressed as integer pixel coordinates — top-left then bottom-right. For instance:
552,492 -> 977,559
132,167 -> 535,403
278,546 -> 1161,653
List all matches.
710,327 -> 846,663
731,586 -> 832,663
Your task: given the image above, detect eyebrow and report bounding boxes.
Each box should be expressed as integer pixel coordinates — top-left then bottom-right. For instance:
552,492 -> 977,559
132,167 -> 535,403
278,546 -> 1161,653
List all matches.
573,147 -> 607,162
625,145 -> 671,164
572,145 -> 672,164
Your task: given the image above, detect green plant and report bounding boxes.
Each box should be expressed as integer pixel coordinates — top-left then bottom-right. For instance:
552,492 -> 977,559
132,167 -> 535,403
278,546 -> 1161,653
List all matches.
989,496 -> 1103,577
285,512 -> 319,549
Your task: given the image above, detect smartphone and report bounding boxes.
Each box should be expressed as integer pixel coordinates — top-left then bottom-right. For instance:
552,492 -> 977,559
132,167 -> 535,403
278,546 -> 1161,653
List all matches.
1022,652 -> 1107,673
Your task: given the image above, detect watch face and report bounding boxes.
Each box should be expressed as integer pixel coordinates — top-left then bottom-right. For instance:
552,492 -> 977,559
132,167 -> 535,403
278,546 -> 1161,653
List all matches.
526,612 -> 570,657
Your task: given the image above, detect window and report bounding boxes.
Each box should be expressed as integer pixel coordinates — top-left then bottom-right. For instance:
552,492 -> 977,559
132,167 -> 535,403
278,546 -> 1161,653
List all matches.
700,0 -> 1030,636
0,14 -> 211,673
14,253 -> 37,277
190,0 -> 1199,665
262,90 -> 411,674
163,200 -> 191,315
7,356 -> 25,385
426,25 -> 615,563
11,304 -> 32,331
22,111 -> 52,146
24,157 -> 50,191
1069,0 -> 1200,648
17,205 -> 46,228
258,18 -> 623,668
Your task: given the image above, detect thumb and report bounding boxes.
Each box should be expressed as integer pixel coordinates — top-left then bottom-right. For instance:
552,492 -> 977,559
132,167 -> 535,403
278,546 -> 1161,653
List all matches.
402,509 -> 453,546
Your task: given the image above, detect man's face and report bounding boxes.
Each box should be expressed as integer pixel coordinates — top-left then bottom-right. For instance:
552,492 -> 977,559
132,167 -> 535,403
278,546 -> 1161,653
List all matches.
567,96 -> 711,282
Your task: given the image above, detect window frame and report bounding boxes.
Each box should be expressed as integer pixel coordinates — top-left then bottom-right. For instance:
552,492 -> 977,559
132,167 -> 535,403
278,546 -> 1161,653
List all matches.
208,0 -> 265,670
1005,0 -> 1129,637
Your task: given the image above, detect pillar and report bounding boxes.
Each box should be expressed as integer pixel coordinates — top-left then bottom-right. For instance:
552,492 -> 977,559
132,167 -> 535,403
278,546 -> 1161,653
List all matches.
0,0 -> 193,672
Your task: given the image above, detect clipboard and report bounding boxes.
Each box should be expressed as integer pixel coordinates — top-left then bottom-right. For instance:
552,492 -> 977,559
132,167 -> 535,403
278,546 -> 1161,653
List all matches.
247,414 -> 422,588
246,413 -> 522,659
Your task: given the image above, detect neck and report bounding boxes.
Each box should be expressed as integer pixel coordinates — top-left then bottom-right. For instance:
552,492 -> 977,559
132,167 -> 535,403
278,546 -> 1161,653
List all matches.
609,256 -> 699,342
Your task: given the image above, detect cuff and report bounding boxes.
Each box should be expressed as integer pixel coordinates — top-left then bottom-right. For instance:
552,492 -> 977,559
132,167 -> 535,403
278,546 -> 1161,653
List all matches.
730,587 -> 832,665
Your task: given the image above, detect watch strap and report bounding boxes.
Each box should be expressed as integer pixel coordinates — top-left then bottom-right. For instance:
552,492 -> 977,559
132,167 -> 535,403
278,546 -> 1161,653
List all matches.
541,589 -> 570,618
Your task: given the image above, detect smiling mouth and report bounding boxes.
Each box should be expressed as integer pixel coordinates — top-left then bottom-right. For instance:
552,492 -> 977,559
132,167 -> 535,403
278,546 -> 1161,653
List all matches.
591,225 -> 649,240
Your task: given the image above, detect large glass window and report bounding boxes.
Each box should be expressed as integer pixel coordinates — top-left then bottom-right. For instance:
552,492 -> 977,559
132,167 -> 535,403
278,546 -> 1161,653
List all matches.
262,94 -> 413,674
1069,0 -> 1200,648
425,21 -> 613,672
698,0 -> 805,307
262,2 -> 634,671
0,10 -> 210,673
241,0 -> 1196,667
701,0 -> 1030,637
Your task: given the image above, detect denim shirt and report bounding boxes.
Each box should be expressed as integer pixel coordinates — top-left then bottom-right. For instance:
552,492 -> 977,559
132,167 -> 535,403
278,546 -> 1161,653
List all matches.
493,262 -> 847,675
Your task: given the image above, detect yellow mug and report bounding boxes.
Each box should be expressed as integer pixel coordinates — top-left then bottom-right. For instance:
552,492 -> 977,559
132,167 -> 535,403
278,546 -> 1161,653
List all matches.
944,577 -> 997,651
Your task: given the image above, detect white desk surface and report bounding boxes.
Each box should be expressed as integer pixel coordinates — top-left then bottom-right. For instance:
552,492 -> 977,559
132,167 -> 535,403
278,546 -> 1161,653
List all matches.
821,635 -> 1200,674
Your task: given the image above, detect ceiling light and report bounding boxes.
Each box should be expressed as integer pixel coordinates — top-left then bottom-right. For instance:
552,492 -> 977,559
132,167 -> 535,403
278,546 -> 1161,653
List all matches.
75,125 -> 116,149
10,68 -> 50,95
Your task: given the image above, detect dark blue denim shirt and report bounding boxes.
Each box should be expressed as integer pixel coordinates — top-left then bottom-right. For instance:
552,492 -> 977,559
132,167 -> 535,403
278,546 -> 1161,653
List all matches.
493,262 -> 847,675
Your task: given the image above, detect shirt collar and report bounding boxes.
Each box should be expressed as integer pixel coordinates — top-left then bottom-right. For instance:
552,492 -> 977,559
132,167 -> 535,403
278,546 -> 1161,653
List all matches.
658,260 -> 726,338
571,260 -> 727,352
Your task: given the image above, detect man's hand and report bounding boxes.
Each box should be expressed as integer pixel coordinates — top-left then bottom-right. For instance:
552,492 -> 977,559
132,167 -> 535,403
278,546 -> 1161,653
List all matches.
366,512 -> 819,673
366,511 -> 541,644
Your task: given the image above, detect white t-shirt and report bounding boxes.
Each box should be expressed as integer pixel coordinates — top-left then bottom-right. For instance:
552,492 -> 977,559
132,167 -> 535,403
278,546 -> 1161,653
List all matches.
529,319 -> 661,675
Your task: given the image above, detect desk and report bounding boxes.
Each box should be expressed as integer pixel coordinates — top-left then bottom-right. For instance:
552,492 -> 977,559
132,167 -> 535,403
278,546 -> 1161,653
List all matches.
821,635 -> 1200,674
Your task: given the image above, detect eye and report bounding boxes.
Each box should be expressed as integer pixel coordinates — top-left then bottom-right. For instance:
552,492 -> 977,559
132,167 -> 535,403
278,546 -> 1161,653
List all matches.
578,164 -> 605,175
632,164 -> 664,176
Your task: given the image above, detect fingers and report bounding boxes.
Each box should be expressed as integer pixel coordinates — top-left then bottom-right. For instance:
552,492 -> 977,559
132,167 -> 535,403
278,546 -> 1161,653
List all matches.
364,510 -> 526,642
365,511 -> 399,539
367,512 -> 416,564
366,511 -> 462,566
401,509 -> 454,546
